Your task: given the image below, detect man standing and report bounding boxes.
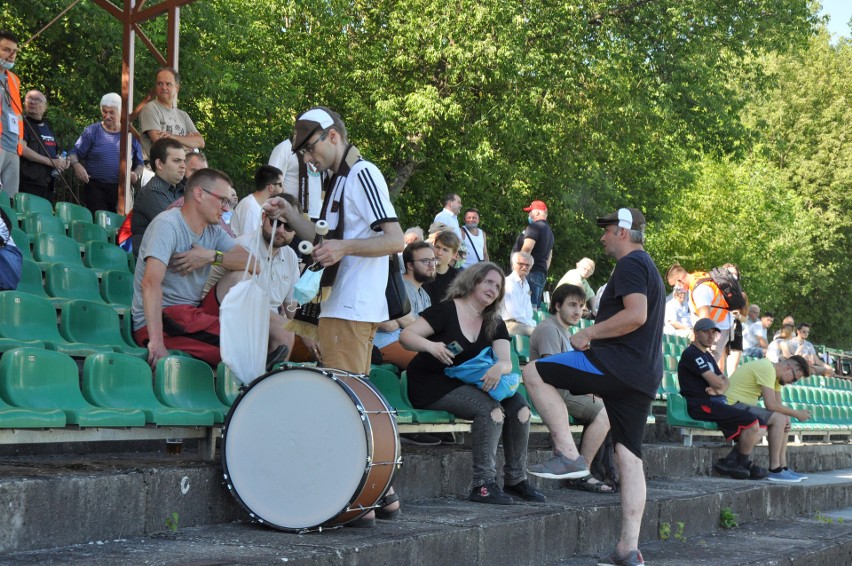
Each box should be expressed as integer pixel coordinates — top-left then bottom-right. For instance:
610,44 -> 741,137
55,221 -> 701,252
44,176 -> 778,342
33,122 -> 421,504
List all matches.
184,151 -> 208,180
433,193 -> 462,238
678,318 -> 767,479
130,138 -> 186,254
743,311 -> 774,358
19,90 -> 67,199
523,207 -> 663,566
556,257 -> 596,310
0,31 -> 23,196
460,208 -> 488,269
231,165 -> 284,237
374,241 -> 436,369
529,283 -> 614,493
725,355 -> 811,482
132,169 -> 248,367
138,67 -> 205,159
422,230 -> 461,305
269,137 -> 324,220
512,200 -> 554,308
501,251 -> 537,336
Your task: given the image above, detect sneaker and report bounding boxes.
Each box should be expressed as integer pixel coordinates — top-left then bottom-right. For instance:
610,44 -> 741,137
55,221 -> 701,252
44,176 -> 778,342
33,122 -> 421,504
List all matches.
528,451 -> 590,480
469,482 -> 514,505
265,344 -> 289,371
504,479 -> 546,502
748,463 -> 768,480
767,469 -> 802,483
597,548 -> 645,565
713,458 -> 750,480
784,467 -> 808,480
400,434 -> 442,446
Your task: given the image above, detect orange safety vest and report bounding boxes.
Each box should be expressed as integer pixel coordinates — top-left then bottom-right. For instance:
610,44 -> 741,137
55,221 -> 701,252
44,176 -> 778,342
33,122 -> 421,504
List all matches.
688,271 -> 729,323
0,69 -> 24,156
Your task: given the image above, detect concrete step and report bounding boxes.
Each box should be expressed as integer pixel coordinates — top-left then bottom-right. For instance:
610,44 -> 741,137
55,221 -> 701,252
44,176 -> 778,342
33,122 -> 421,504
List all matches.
3,470 -> 852,565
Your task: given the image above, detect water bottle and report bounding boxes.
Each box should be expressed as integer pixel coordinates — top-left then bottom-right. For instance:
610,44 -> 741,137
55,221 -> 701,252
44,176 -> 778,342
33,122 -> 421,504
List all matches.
52,151 -> 67,177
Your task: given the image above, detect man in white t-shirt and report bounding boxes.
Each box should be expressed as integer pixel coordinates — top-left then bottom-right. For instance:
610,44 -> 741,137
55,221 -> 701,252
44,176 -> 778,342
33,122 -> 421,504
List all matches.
231,165 -> 283,236
743,312 -> 773,358
433,193 -> 462,238
501,251 -> 537,336
663,288 -> 692,337
460,208 -> 488,269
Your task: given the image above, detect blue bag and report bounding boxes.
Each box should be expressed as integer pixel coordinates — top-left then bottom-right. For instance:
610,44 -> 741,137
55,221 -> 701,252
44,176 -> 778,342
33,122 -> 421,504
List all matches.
444,346 -> 520,401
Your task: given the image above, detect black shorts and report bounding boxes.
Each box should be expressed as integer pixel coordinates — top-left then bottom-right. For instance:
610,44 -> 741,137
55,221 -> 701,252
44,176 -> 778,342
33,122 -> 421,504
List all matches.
686,397 -> 765,440
534,351 -> 653,460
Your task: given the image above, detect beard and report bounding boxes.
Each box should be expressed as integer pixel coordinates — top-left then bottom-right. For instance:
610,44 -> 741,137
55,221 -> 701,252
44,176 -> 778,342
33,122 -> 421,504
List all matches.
413,269 -> 436,284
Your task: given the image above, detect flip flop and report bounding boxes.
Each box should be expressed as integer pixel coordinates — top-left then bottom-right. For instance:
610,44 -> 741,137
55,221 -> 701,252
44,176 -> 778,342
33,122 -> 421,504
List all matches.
566,475 -> 615,493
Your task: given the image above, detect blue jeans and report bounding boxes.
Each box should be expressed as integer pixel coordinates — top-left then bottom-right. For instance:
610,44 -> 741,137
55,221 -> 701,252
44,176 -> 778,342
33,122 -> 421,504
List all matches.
426,385 -> 530,486
526,270 -> 546,308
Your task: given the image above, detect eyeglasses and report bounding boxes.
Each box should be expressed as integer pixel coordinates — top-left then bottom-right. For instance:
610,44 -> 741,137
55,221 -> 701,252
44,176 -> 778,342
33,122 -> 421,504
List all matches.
515,262 -> 533,268
201,187 -> 233,209
297,131 -> 328,156
414,258 -> 438,265
25,98 -> 46,105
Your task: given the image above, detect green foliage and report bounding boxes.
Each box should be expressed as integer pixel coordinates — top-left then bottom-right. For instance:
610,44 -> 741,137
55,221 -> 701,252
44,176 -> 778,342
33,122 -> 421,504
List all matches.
659,521 -> 686,542
720,507 -> 739,529
165,511 -> 179,533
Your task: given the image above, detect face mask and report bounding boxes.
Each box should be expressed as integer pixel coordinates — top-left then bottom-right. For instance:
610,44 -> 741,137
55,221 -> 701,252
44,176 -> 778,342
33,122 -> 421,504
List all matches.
527,216 -> 533,224
465,222 -> 478,230
0,60 -> 13,71
222,211 -> 233,224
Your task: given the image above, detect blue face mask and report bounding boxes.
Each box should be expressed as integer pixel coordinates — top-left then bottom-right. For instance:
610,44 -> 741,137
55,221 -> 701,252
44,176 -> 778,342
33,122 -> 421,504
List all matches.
0,60 -> 13,71
222,211 -> 233,224
465,222 -> 478,230
527,216 -> 533,224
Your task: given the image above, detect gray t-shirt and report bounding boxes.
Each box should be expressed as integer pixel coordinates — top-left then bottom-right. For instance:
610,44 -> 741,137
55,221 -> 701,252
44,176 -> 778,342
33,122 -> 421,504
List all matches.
529,316 -> 573,361
131,209 -> 236,330
138,100 -> 199,157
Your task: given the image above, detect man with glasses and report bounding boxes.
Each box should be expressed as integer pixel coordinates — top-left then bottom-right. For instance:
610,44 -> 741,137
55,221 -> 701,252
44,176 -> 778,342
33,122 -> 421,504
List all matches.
231,165 -> 284,237
725,353 -> 811,482
0,31 -> 23,196
132,168 -> 249,368
678,318 -> 767,480
790,323 -> 836,376
374,241 -> 437,370
19,90 -> 67,200
131,137 -> 187,254
501,251 -> 537,336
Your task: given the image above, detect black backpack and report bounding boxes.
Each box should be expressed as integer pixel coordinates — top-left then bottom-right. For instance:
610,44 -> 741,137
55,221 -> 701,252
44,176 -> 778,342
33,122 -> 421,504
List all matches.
0,207 -> 12,248
696,267 -> 746,311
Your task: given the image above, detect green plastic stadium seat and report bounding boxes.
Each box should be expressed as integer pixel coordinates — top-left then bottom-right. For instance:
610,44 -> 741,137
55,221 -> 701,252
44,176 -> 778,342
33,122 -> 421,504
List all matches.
100,269 -> 133,307
0,337 -> 47,355
367,367 -> 416,422
370,362 -> 401,375
119,313 -> 139,349
513,334 -> 531,363
665,394 -> 719,430
83,352 -> 214,426
0,291 -> 113,358
398,371 -> 455,423
664,354 -> 678,373
94,210 -> 125,243
16,259 -> 50,300
55,201 -> 93,228
10,227 -> 31,260
0,202 -> 18,227
22,212 -> 66,236
44,263 -> 106,306
59,299 -> 148,358
33,233 -> 84,267
515,383 -> 543,424
0,347 -> 145,426
0,394 -> 66,428
70,220 -> 109,248
154,356 -> 231,423
215,363 -> 244,407
0,189 -> 12,207
14,192 -> 53,216
85,240 -> 132,273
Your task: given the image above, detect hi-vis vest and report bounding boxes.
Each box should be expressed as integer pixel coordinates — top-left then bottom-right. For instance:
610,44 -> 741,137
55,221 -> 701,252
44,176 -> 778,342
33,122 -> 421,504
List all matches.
689,271 -> 729,323
0,69 -> 24,156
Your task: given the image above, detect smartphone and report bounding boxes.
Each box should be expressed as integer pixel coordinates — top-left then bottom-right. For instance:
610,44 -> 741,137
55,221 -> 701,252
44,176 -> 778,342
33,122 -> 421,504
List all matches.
446,341 -> 463,356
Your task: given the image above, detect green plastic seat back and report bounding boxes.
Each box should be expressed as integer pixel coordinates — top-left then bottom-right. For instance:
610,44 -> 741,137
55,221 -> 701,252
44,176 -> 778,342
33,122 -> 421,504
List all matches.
666,393 -> 718,430
368,367 -> 410,413
94,210 -> 125,236
513,334 -> 530,363
398,371 -> 455,423
0,188 -> 12,207
664,354 -> 678,372
23,212 -> 66,236
0,202 -> 18,227
14,192 -> 53,216
215,363 -> 243,406
85,240 -> 131,272
33,233 -> 83,266
55,201 -> 93,228
0,351 -> 67,428
59,299 -> 125,348
10,227 -> 31,260
44,263 -> 104,304
100,269 -> 133,306
17,259 -> 49,299
0,291 -> 64,343
70,220 -> 109,246
154,356 -> 230,421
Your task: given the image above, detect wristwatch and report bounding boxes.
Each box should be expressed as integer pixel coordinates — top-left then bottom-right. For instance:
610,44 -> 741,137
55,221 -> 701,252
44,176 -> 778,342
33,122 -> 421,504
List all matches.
213,250 -> 224,266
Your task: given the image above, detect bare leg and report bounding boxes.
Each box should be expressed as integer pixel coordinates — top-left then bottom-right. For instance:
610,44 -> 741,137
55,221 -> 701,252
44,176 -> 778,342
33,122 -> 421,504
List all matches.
614,443 -> 645,556
736,421 -> 765,456
579,407 -> 610,464
523,362 -> 580,459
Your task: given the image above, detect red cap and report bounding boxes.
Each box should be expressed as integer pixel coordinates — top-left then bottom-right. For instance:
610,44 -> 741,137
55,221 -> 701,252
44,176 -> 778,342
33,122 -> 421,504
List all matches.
523,200 -> 548,212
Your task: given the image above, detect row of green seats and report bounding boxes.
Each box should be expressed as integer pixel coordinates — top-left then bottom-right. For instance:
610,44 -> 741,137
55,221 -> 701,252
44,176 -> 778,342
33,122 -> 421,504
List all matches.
18,261 -> 132,310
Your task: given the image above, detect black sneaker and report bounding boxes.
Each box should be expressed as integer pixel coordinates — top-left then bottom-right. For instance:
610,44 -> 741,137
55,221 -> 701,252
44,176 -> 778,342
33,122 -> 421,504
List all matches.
469,482 -> 514,505
504,479 -> 546,502
400,434 -> 442,446
749,462 -> 768,480
713,458 -> 749,480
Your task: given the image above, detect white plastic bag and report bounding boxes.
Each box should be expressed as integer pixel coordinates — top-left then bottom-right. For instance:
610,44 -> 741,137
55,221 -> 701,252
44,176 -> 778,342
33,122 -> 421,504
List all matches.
220,223 -> 273,385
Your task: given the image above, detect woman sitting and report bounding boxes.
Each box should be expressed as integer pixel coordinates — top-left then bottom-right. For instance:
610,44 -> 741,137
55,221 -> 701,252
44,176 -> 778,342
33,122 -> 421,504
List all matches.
400,262 -> 544,505
766,324 -> 794,362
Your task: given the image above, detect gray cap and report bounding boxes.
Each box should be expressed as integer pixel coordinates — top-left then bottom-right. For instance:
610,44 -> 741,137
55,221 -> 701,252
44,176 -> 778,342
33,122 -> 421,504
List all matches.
693,318 -> 720,332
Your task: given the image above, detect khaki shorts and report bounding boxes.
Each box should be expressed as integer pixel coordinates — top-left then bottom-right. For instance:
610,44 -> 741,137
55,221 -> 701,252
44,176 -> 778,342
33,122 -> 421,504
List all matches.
559,391 -> 604,423
317,317 -> 378,376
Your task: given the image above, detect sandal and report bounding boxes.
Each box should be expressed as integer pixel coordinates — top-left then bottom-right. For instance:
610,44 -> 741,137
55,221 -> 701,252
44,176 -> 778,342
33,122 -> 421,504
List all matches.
566,475 -> 615,493
375,492 -> 402,520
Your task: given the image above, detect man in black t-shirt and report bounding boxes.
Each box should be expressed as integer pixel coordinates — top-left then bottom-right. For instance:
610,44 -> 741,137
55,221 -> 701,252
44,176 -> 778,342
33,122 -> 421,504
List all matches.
512,200 -> 554,308
20,91 -> 67,200
678,318 -> 767,480
523,207 -> 662,566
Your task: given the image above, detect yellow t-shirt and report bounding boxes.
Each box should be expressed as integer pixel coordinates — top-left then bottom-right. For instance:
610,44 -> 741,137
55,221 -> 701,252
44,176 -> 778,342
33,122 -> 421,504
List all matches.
726,358 -> 781,406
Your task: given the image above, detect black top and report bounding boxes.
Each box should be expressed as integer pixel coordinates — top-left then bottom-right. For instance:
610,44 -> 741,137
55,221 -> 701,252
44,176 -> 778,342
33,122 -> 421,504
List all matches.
20,116 -> 59,190
407,300 -> 510,408
586,249 -> 664,398
512,220 -> 554,275
678,344 -> 723,400
422,267 -> 459,305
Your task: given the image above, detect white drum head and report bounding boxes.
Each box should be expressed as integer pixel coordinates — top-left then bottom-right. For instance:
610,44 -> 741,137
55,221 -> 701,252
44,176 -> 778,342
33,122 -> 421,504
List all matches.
223,369 -> 369,529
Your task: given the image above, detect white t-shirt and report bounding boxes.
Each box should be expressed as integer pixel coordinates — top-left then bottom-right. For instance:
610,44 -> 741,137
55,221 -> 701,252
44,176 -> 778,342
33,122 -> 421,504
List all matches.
268,139 -> 324,219
230,195 -> 263,237
743,323 -> 767,350
690,283 -> 731,329
501,271 -> 535,327
434,208 -> 461,238
321,159 -> 398,323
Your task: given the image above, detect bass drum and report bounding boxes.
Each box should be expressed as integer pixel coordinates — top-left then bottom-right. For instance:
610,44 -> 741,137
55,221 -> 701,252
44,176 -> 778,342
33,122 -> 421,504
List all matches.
221,367 -> 401,531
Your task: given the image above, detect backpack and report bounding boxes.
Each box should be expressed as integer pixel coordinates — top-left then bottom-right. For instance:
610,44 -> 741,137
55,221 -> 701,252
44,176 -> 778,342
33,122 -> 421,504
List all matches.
695,267 -> 746,311
0,207 -> 12,247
